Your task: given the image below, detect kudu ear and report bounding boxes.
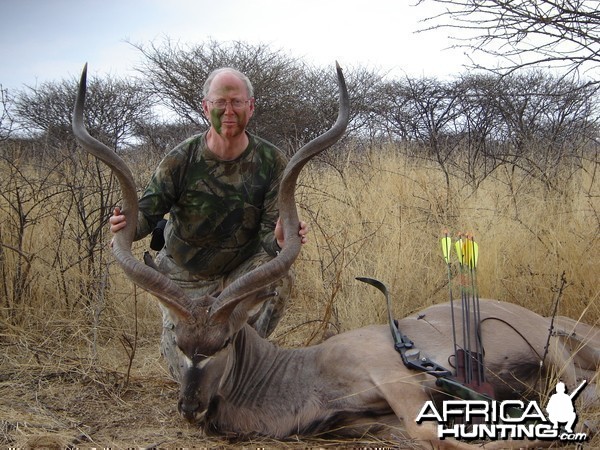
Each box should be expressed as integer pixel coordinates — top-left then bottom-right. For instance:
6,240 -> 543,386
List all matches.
208,288 -> 276,328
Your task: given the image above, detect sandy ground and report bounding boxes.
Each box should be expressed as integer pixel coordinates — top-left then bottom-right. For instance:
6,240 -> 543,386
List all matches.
0,332 -> 406,449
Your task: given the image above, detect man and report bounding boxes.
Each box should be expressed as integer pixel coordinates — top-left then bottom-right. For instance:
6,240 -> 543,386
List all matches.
110,67 -> 308,381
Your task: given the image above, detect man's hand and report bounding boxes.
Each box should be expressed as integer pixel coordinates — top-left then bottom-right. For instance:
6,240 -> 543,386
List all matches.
275,218 -> 309,249
108,207 -> 127,248
109,206 -> 127,233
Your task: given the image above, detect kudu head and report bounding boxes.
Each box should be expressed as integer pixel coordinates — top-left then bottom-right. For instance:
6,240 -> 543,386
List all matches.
72,63 -> 349,421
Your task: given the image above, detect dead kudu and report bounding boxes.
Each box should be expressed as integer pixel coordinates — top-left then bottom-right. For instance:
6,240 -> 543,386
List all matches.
72,64 -> 598,449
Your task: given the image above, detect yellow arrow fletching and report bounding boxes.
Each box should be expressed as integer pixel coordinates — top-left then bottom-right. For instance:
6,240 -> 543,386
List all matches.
471,240 -> 479,269
464,238 -> 472,267
464,236 -> 479,269
441,236 -> 452,264
455,238 -> 464,265
440,231 -> 479,268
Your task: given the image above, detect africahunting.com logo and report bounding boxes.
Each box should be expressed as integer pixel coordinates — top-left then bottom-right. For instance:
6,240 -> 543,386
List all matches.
416,380 -> 588,443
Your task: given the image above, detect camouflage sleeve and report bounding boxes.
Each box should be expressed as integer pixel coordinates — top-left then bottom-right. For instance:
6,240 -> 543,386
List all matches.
134,139 -> 195,241
259,146 -> 288,257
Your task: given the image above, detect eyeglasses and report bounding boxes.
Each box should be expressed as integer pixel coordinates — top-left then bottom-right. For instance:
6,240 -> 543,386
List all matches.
206,99 -> 251,109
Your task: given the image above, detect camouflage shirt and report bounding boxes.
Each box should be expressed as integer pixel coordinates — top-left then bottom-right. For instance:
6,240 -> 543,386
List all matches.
136,132 -> 287,276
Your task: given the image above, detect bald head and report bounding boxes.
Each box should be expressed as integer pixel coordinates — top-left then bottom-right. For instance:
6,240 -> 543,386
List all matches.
203,68 -> 254,99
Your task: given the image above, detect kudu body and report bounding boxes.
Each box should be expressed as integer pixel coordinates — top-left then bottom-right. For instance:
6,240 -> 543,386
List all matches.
73,64 -> 598,449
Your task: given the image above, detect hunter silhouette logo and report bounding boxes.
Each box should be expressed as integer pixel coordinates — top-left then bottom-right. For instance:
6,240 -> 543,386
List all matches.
546,380 -> 586,433
416,380 -> 588,443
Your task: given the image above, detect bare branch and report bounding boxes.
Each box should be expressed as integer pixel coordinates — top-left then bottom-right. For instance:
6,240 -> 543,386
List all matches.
416,0 -> 600,80
0,85 -> 14,141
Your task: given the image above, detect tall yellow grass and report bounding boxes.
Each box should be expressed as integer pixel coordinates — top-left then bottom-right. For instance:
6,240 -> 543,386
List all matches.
280,146 -> 600,345
1,143 -> 598,345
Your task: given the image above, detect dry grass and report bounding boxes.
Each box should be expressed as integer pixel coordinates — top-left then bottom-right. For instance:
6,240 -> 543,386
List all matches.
1,144 -> 599,448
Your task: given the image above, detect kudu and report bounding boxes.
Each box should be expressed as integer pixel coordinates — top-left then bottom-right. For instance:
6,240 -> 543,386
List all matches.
72,63 -> 599,449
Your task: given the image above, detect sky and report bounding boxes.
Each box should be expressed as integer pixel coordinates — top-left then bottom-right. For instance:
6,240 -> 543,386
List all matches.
0,0 -> 472,93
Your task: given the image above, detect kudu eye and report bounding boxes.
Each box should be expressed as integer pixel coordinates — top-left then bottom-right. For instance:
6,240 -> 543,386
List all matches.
221,337 -> 232,350
192,349 -> 209,361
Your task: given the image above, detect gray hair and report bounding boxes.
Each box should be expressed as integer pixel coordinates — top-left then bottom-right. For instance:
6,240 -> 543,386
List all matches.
202,67 -> 254,99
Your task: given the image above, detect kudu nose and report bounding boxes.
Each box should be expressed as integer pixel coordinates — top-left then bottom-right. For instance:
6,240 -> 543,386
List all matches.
178,364 -> 205,422
178,398 -> 201,422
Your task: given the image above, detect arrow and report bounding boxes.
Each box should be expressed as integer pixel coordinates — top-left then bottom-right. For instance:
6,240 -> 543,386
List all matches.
441,230 -> 459,364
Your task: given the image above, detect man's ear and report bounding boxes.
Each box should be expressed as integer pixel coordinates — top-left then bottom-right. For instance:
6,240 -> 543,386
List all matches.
248,97 -> 255,117
201,99 -> 210,118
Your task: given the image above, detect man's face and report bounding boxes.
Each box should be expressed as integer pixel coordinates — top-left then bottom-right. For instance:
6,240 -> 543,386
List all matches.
202,72 -> 254,138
